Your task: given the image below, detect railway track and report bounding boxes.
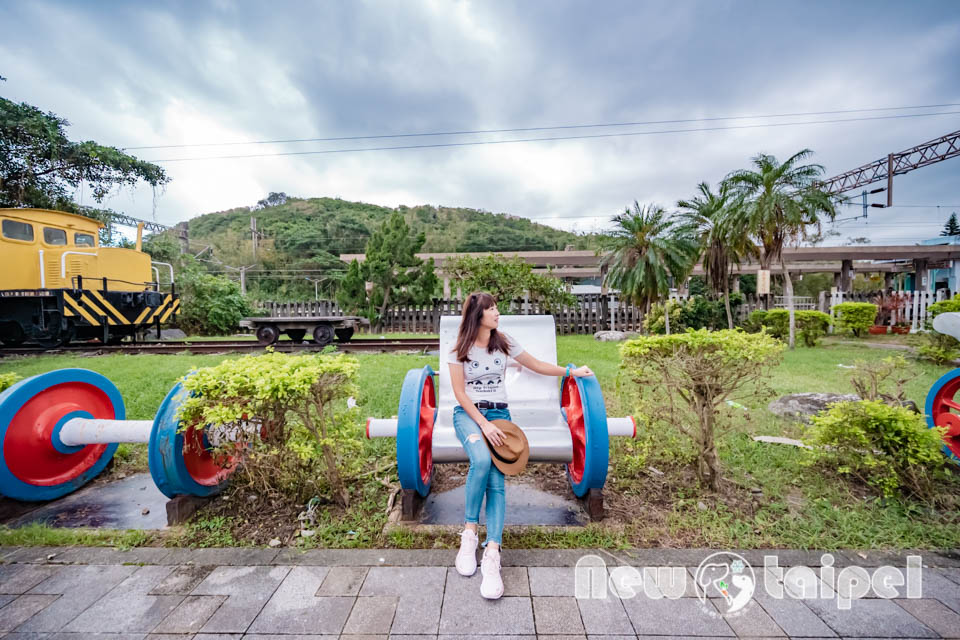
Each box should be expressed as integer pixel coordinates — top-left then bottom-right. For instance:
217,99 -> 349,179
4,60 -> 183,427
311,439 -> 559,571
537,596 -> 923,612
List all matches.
0,337 -> 440,357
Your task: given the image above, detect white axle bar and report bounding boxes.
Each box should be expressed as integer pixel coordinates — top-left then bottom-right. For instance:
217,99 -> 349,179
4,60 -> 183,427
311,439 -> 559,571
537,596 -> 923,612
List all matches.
59,418 -> 154,446
365,415 -> 636,439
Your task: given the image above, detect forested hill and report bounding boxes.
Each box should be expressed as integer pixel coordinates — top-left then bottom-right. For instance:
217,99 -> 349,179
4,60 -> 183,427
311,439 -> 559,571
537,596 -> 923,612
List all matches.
187,195 -> 602,270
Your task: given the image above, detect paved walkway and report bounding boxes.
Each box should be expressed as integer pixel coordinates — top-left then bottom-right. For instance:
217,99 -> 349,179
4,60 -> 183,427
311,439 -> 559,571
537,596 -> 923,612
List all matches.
1,546 -> 959,639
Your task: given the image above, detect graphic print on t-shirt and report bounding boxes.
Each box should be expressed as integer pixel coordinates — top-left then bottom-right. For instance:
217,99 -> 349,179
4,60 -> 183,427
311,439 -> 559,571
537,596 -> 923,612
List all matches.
446,332 -> 524,403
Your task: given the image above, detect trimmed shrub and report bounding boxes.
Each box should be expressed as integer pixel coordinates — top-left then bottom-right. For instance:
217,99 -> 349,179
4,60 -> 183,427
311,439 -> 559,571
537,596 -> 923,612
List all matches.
832,302 -> 878,338
0,373 -> 21,393
620,329 -> 784,490
803,400 -> 949,501
762,309 -> 832,346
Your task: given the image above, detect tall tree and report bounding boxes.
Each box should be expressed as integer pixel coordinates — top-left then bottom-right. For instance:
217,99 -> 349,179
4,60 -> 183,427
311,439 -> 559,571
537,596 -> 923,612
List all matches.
726,149 -> 838,349
335,259 -> 369,317
0,97 -> 168,210
677,182 -> 752,329
599,201 -> 699,334
941,213 -> 960,237
364,212 -> 434,331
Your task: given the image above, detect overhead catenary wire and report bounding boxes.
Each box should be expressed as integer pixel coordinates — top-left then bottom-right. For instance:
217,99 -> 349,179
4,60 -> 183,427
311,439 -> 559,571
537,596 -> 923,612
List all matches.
124,102 -> 960,150
143,110 -> 960,162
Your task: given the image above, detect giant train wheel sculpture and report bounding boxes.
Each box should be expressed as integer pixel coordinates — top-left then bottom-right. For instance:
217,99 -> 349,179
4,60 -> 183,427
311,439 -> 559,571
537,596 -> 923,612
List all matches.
561,364 -> 610,497
924,368 -> 960,465
0,368 -> 239,502
395,365 -> 437,497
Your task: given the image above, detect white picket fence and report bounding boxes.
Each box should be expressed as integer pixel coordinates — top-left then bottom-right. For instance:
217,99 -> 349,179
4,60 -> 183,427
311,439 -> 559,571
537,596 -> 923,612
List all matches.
826,290 -> 948,333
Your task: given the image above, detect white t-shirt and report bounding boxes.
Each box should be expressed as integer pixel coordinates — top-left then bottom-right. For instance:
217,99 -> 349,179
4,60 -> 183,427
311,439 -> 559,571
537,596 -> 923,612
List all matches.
446,332 -> 525,403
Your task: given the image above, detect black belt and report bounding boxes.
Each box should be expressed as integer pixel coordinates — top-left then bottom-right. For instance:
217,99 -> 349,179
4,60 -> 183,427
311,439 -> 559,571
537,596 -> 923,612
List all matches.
475,401 -> 508,409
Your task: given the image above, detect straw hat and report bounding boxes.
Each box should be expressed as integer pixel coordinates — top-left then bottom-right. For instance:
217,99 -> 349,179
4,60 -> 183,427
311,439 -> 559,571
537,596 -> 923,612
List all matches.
482,419 -> 529,475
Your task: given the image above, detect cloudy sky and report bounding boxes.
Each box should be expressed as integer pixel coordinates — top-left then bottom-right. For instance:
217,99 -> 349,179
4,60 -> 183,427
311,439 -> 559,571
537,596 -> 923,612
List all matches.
2,0 -> 958,245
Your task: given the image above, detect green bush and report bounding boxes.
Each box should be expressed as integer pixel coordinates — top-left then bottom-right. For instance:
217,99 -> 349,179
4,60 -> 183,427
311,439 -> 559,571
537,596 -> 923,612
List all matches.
177,351 -> 362,509
803,400 -> 948,501
0,373 -> 21,393
620,329 -> 784,490
916,296 -> 960,364
926,297 -> 960,320
762,309 -> 832,346
644,295 -> 740,334
743,309 -> 768,333
177,268 -> 252,335
832,302 -> 878,338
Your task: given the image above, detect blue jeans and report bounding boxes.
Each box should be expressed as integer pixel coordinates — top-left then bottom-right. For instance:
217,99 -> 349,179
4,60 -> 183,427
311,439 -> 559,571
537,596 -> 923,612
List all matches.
452,404 -> 509,548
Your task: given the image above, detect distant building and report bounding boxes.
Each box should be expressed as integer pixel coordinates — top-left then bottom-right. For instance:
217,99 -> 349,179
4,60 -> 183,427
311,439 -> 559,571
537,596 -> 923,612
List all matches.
919,235 -> 960,293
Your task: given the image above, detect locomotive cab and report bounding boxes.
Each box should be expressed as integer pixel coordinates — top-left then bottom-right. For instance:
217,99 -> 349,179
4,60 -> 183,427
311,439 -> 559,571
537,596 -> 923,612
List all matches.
0,208 -> 180,348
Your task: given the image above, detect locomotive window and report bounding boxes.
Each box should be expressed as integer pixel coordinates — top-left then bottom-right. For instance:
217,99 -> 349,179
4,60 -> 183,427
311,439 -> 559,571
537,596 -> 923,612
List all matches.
2,219 -> 34,242
43,227 -> 67,245
74,233 -> 96,247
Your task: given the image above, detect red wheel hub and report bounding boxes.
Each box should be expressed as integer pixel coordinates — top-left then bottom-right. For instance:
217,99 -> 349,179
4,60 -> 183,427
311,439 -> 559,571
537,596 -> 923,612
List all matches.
419,376 -> 436,485
931,377 -> 960,458
4,382 -> 113,485
182,424 -> 238,486
562,377 -> 586,484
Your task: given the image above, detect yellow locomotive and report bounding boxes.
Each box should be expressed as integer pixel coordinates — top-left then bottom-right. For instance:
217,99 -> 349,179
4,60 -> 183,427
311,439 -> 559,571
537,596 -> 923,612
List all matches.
0,208 -> 180,347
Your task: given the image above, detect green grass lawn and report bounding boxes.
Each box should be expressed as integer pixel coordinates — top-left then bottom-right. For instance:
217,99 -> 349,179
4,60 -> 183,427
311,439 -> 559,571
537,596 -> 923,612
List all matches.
2,335 -> 958,550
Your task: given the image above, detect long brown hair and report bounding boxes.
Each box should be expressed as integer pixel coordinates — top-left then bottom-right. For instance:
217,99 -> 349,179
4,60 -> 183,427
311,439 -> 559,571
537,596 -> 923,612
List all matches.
453,291 -> 510,362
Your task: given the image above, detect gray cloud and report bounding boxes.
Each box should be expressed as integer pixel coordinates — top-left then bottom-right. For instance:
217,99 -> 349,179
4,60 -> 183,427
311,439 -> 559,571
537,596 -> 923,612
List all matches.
1,0 -> 958,244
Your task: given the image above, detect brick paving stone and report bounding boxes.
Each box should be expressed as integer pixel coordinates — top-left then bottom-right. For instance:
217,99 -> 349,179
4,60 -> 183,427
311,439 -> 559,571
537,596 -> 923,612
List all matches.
247,567 -> 353,635
751,590 -> 838,637
149,565 -> 216,595
0,594 -> 14,608
942,567 -> 960,586
532,596 -> 585,634
151,594 -> 226,634
620,596 -> 734,637
49,547 -> 171,566
438,590 -> 534,635
342,596 -> 399,634
0,594 -> 59,632
575,593 -> 635,635
190,565 -> 290,634
359,567 -> 445,635
528,567 -> 576,596
317,566 -> 368,596
437,636 -> 536,640
895,598 -> 960,638
805,596 -> 938,637
921,569 -> 960,614
20,564 -> 137,632
162,548 -> 279,566
63,566 -> 183,634
2,547 -> 64,564
444,567 -> 529,597
0,566 -> 58,595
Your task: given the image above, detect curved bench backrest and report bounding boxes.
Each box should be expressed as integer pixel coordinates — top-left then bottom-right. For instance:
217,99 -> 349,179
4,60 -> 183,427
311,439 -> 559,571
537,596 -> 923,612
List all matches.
438,314 -> 560,412
933,312 -> 960,342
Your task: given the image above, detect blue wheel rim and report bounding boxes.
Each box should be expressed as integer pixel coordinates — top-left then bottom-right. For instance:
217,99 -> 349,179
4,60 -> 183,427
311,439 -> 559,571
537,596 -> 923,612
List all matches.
561,365 -> 609,497
396,365 -> 436,496
149,380 -> 228,498
0,369 -> 122,501
924,368 -> 960,465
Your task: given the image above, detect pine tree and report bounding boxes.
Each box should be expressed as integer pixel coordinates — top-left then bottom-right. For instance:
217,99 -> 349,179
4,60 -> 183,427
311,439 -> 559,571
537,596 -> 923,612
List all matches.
940,213 -> 960,237
364,212 -> 430,331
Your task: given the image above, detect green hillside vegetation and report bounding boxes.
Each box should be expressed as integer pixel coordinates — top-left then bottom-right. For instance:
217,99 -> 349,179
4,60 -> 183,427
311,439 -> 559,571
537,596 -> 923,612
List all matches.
183,194 -> 601,300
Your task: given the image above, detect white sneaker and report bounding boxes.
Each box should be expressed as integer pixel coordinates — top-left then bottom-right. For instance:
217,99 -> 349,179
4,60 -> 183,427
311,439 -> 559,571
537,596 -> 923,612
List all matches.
479,545 -> 504,599
455,528 -> 479,576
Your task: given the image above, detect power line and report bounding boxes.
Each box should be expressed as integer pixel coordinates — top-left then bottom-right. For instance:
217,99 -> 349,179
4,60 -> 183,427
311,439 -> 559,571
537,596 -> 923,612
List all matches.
145,110 -> 960,163
124,103 -> 960,150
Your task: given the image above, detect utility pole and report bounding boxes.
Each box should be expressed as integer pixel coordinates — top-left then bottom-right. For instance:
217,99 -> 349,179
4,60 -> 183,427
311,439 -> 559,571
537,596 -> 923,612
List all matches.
176,221 -> 189,254
251,217 -> 258,261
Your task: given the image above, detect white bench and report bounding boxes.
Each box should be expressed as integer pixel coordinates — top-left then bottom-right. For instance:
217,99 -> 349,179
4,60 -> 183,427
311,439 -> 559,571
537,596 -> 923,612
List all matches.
366,314 -> 635,519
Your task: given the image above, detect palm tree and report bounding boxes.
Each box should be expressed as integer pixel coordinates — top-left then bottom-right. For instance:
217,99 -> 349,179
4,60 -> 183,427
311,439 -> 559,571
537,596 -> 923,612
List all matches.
599,201 -> 699,334
725,149 -> 838,348
677,182 -> 753,329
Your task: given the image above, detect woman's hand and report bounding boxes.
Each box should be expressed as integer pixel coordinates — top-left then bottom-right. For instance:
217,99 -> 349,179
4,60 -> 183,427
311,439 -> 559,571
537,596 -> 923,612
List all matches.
480,420 -> 506,447
570,365 -> 594,377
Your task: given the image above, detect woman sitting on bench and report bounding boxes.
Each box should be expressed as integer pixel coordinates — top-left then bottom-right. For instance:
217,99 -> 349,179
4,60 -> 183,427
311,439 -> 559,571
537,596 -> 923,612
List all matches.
446,290 -> 593,599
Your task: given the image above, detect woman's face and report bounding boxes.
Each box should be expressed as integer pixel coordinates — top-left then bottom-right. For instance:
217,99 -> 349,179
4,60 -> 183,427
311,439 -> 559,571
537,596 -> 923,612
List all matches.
479,303 -> 499,330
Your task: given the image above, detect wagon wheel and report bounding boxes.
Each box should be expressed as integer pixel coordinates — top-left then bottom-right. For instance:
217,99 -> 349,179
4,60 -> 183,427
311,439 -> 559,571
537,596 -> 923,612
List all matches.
0,321 -> 25,347
256,324 -> 280,345
286,329 -> 306,343
313,324 -> 335,346
560,364 -> 609,498
335,327 -> 354,342
924,368 -> 960,465
0,369 -> 122,501
149,381 -> 239,498
396,365 -> 436,496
